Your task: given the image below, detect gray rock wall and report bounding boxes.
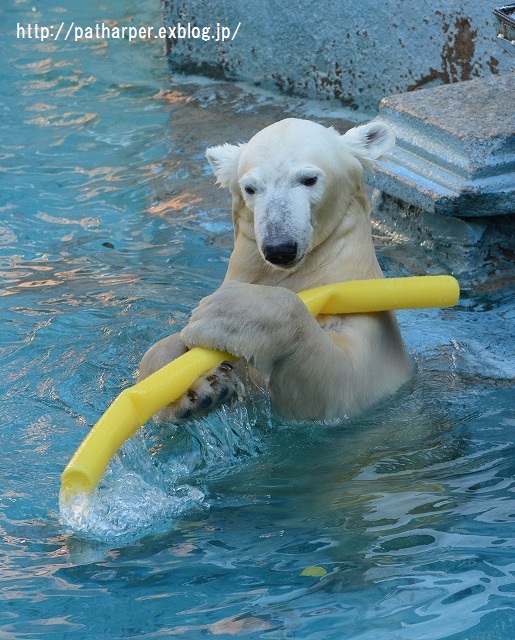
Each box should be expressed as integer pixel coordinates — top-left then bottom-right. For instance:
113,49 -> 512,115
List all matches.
162,0 -> 511,112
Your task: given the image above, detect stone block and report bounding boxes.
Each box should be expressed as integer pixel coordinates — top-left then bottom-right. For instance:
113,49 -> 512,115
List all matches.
367,74 -> 515,217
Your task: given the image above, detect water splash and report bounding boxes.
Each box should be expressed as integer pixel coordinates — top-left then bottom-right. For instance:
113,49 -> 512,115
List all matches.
60,395 -> 268,543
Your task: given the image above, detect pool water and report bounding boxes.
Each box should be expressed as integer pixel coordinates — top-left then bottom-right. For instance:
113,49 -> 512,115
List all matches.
1,0 -> 514,638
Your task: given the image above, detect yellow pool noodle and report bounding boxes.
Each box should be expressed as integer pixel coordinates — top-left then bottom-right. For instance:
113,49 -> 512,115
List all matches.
59,275 -> 459,503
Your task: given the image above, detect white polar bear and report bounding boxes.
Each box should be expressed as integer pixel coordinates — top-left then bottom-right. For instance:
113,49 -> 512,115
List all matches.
140,118 -> 413,423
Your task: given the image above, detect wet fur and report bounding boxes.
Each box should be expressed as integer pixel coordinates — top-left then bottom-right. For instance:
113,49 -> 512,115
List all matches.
140,118 -> 413,423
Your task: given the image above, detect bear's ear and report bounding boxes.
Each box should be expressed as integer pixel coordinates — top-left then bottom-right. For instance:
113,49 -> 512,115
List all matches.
341,121 -> 395,162
205,143 -> 244,188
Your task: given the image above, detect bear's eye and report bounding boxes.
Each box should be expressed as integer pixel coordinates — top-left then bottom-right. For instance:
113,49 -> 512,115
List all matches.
244,185 -> 256,195
300,176 -> 318,187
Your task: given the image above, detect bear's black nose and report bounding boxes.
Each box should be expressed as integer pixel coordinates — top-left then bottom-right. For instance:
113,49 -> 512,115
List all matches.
263,242 -> 298,266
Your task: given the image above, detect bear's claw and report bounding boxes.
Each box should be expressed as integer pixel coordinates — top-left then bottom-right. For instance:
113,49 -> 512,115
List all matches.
155,360 -> 242,424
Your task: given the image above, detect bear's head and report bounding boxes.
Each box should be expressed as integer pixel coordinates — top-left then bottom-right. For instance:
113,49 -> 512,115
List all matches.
206,118 -> 394,271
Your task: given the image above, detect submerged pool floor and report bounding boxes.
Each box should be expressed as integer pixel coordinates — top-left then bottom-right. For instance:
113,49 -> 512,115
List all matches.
1,0 -> 515,638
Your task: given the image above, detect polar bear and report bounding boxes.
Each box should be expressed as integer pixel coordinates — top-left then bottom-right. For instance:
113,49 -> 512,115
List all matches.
140,118 -> 413,423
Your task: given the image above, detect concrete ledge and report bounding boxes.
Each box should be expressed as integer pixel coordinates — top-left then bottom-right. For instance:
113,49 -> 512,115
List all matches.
367,74 -> 515,217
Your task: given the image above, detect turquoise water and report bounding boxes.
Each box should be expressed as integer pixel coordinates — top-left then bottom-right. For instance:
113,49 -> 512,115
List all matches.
2,0 -> 515,637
